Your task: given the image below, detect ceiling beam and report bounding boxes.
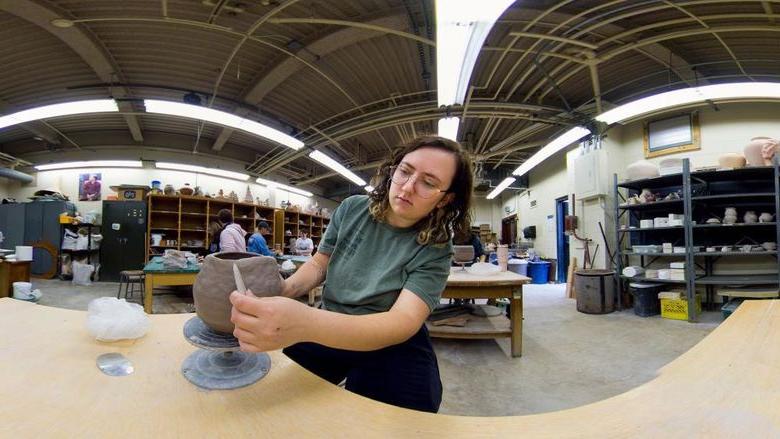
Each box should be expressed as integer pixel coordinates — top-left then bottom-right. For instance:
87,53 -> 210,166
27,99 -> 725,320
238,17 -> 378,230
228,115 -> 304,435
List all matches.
0,0 -> 144,141
242,14 -> 410,105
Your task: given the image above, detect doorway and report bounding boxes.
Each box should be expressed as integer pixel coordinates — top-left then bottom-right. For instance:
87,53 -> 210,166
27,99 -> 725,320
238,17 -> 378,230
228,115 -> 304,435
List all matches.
501,214 -> 517,246
555,197 -> 570,283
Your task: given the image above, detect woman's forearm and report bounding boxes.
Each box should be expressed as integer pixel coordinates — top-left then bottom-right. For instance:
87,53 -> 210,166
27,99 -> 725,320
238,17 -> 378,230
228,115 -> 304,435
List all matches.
282,253 -> 328,298
302,307 -> 420,351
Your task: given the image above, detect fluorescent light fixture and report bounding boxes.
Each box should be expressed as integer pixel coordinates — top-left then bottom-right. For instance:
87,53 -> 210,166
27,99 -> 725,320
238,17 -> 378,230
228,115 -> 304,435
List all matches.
596,82 -> 780,125
486,177 -> 516,200
256,177 -> 313,197
364,185 -> 375,193
512,126 -> 590,178
438,117 -> 460,141
155,162 -> 249,181
0,99 -> 118,130
144,100 -> 304,150
436,0 -> 515,106
309,150 -> 367,186
35,160 -> 142,171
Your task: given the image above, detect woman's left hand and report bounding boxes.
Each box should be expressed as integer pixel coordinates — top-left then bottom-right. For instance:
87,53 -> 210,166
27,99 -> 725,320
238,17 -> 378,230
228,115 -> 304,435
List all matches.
229,291 -> 311,352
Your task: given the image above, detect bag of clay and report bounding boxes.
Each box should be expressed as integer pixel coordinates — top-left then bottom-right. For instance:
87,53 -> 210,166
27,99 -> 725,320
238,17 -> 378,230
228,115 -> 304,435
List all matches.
86,297 -> 150,341
62,229 -> 78,250
72,260 -> 95,286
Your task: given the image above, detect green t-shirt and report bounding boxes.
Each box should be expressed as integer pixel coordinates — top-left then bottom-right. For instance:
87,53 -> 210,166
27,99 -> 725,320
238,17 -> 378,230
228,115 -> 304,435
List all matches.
317,195 -> 453,315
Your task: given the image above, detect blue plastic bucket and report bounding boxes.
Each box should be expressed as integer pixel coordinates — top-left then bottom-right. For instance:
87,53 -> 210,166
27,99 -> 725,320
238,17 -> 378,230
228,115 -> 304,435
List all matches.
527,261 -> 551,284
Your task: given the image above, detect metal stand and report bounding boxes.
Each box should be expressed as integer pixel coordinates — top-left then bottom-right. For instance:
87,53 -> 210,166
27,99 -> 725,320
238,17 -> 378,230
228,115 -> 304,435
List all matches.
181,316 -> 271,390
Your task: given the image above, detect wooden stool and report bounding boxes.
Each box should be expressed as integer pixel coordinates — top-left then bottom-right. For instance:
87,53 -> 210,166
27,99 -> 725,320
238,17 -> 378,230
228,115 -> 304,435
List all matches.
117,270 -> 145,303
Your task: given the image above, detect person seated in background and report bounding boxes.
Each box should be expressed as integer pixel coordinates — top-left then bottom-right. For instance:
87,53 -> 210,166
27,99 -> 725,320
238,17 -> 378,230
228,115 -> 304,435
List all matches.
248,221 -> 276,256
295,231 -> 314,256
218,209 -> 247,253
453,230 -> 485,264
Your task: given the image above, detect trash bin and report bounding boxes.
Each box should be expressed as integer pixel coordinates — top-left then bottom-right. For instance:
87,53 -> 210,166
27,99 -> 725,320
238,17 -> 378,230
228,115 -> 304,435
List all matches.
527,261 -> 551,284
629,283 -> 662,317
574,269 -> 616,314
507,259 -> 528,276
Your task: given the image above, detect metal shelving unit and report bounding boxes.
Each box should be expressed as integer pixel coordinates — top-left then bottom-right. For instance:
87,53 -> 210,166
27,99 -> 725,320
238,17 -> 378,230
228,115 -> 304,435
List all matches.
613,158 -> 780,322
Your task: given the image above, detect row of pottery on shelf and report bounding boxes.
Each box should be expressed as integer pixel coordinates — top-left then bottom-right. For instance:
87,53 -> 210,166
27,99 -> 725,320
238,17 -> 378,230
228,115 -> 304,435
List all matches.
626,137 -> 780,181
714,137 -> 779,169
716,208 -> 774,225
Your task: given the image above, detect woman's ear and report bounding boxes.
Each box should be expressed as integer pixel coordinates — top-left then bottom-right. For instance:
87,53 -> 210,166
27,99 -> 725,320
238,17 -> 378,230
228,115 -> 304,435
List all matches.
436,193 -> 454,209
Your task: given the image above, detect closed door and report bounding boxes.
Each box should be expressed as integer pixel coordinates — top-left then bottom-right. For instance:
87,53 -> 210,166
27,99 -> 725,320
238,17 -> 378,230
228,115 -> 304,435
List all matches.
101,201 -> 147,281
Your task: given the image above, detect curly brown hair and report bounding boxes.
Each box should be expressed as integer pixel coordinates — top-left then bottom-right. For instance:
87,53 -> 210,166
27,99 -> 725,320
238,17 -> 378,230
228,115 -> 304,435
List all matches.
368,136 -> 473,246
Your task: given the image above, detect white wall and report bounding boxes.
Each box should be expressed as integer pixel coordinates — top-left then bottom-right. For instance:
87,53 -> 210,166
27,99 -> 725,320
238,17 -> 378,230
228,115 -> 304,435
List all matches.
471,196 -> 502,234
0,167 -> 338,215
499,152 -> 568,258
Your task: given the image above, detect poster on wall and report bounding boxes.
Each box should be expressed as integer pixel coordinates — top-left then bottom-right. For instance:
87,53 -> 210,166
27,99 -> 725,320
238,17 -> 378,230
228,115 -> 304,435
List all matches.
79,173 -> 102,201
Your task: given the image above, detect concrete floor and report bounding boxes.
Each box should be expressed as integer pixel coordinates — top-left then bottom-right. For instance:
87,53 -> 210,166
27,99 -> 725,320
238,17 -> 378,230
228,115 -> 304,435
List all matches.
24,278 -> 721,417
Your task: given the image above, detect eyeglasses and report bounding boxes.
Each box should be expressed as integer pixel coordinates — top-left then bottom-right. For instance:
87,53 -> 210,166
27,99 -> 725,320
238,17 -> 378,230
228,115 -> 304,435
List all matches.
389,165 -> 449,199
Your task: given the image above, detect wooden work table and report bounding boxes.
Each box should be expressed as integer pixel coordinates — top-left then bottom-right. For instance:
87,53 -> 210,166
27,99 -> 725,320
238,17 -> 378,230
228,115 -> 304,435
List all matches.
429,268 -> 529,357
1,298 -> 779,437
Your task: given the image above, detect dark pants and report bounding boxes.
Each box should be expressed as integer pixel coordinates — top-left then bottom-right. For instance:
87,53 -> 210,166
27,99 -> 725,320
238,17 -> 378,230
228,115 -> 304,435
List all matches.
283,325 -> 442,413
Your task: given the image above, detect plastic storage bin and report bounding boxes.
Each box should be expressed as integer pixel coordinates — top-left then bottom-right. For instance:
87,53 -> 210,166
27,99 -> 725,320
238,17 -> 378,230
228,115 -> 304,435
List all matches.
527,261 -> 551,284
721,298 -> 744,319
507,259 -> 528,276
629,283 -> 662,317
661,295 -> 702,320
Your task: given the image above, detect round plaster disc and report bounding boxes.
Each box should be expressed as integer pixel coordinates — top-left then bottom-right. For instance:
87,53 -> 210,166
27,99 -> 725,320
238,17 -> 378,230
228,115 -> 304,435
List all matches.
181,350 -> 271,390
183,316 -> 239,352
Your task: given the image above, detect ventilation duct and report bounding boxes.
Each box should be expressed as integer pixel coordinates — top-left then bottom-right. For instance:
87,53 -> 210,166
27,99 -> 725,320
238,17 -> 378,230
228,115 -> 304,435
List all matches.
0,167 -> 34,184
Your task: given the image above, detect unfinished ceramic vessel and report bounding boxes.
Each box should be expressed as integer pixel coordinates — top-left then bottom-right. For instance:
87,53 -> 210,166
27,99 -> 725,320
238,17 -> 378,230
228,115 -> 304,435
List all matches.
717,153 -> 746,169
193,252 -> 284,334
744,137 -> 779,166
626,160 -> 659,181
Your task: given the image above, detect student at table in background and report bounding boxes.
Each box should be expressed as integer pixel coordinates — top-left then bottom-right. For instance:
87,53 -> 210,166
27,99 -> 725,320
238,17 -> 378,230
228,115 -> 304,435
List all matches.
229,136 -> 474,413
247,222 -> 276,256
217,209 -> 246,253
453,230 -> 485,264
294,231 -> 314,256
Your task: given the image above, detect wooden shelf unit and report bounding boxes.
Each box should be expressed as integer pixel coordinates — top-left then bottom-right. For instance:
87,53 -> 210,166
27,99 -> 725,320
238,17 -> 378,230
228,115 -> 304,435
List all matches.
146,195 -> 283,261
274,209 -> 332,254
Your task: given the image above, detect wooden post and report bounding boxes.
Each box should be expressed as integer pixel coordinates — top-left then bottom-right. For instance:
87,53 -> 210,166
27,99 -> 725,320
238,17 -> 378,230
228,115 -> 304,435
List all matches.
566,257 -> 577,299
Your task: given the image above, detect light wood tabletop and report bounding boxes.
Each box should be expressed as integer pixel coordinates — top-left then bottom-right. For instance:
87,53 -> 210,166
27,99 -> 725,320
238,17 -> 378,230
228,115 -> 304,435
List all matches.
1,298 -> 779,437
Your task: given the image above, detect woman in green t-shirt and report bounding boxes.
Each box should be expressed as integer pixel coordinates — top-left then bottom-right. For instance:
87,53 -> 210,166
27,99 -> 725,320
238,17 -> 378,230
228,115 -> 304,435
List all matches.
229,136 -> 474,412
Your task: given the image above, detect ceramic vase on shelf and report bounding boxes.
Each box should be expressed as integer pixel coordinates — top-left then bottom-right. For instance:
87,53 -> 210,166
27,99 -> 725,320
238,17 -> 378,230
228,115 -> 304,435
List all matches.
638,189 -> 655,204
744,211 -> 758,224
759,212 -> 775,223
717,153 -> 746,169
179,183 -> 194,196
163,184 -> 175,196
193,253 -> 284,334
744,137 -> 779,166
626,160 -> 660,181
724,207 -> 738,225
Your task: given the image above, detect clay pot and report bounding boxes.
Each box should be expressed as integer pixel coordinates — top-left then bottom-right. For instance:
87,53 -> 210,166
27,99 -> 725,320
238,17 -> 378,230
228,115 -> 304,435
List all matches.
759,212 -> 775,223
744,211 -> 758,224
718,153 -> 746,169
163,184 -> 175,196
626,160 -> 660,181
725,207 -> 737,217
193,252 -> 284,334
638,189 -> 655,204
179,183 -> 194,196
744,137 -> 780,166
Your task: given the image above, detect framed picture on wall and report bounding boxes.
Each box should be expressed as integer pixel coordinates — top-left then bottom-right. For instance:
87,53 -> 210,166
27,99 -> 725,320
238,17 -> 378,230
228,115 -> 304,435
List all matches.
643,113 -> 700,158
79,173 -> 102,201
